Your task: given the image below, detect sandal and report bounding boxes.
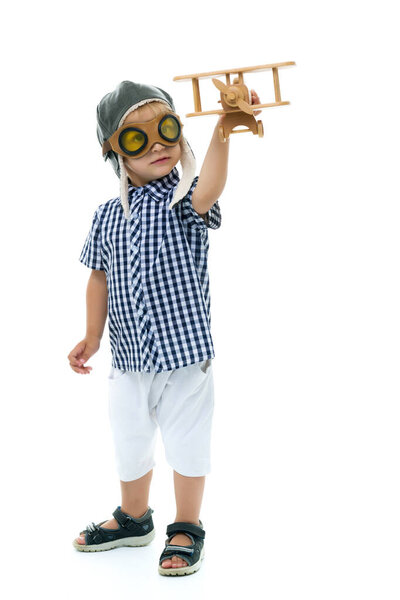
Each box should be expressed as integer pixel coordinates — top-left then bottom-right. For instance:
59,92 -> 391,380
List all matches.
158,520 -> 206,576
72,506 -> 155,552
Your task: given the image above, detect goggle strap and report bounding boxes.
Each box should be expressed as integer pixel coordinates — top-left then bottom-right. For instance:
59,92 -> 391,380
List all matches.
102,139 -> 112,156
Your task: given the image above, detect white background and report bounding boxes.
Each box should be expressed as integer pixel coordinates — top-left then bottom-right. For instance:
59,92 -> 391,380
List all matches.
1,0 -> 399,598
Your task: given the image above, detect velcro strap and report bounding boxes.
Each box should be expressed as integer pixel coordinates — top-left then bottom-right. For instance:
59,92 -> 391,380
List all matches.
164,545 -> 194,555
166,521 -> 205,539
113,507 -> 136,530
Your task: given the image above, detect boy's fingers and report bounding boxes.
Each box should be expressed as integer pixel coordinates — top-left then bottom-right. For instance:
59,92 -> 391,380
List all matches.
250,90 -> 261,115
68,350 -> 93,372
68,345 -> 85,361
69,360 -> 92,372
69,354 -> 85,367
76,358 -> 90,369
67,342 -> 95,373
70,365 -> 92,374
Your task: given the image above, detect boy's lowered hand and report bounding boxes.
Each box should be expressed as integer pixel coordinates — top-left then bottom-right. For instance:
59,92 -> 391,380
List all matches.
68,335 -> 100,374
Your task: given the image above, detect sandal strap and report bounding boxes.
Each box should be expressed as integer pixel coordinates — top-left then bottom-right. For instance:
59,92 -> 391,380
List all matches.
164,544 -> 195,555
159,542 -> 197,567
166,521 -> 205,539
159,528 -> 204,568
85,523 -> 109,545
113,506 -> 153,531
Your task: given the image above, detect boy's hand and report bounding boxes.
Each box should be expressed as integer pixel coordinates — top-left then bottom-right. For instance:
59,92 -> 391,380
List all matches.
68,335 -> 100,374
217,88 -> 262,126
250,89 -> 262,116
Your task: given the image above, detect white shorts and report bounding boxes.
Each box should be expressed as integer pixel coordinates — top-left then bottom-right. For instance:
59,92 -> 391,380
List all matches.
108,358 -> 214,481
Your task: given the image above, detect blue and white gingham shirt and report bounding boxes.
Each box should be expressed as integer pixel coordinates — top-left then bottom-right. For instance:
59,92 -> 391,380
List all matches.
79,167 -> 221,372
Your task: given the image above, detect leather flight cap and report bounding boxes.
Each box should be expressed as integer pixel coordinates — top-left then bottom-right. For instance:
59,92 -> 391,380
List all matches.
97,81 -> 177,179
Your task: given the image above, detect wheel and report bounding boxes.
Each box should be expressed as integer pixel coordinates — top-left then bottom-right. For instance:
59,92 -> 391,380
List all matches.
218,125 -> 227,143
257,120 -> 264,138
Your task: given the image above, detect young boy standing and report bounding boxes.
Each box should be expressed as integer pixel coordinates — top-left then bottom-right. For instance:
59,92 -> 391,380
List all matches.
68,80 -> 260,576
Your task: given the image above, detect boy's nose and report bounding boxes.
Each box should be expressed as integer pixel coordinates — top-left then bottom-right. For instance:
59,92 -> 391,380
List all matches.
151,142 -> 165,151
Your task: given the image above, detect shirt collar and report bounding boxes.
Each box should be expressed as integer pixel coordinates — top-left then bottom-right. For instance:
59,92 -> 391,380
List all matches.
127,167 -> 180,204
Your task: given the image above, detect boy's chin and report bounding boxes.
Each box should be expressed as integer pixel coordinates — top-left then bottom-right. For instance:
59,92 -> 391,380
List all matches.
152,161 -> 178,175
127,165 -> 175,187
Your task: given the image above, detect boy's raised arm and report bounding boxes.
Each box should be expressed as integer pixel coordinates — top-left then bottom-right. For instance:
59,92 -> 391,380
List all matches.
192,89 -> 261,216
192,121 -> 229,216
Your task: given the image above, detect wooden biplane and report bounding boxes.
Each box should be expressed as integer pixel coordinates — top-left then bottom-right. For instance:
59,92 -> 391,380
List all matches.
173,62 -> 295,142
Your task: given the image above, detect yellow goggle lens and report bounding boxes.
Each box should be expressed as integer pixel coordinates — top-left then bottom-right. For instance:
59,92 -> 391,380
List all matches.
160,116 -> 180,141
120,129 -> 146,153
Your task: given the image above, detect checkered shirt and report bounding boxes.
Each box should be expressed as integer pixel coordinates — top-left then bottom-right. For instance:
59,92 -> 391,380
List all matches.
79,167 -> 221,372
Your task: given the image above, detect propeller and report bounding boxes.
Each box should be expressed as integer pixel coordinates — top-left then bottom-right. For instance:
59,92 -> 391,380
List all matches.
212,77 -> 254,115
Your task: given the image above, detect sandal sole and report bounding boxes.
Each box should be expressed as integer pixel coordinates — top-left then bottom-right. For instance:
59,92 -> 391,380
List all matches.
158,547 -> 205,576
72,528 -> 155,552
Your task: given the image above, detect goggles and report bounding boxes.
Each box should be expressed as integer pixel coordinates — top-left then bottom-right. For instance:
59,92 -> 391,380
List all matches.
102,112 -> 183,159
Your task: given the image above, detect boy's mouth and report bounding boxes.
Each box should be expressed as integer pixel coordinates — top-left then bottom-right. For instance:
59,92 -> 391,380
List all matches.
151,157 -> 170,164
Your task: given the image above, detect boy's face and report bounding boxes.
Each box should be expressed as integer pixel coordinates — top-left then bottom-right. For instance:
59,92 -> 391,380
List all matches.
121,104 -> 182,188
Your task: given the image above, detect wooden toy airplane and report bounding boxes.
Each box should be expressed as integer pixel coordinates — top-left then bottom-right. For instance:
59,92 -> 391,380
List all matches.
173,62 -> 295,142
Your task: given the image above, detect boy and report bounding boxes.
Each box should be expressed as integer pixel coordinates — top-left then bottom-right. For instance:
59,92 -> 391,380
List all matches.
68,80 -> 260,576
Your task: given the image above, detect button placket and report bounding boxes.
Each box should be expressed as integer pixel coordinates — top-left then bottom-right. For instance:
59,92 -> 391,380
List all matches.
128,193 -> 156,367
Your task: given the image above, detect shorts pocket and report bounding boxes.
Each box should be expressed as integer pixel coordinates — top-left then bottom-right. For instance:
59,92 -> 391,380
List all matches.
200,358 -> 212,375
108,366 -> 127,381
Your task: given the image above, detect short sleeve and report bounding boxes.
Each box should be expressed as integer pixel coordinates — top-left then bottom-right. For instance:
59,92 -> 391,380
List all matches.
179,176 -> 222,230
79,209 -> 105,270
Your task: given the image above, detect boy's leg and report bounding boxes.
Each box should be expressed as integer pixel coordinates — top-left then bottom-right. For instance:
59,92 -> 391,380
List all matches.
75,366 -> 168,545
174,470 -> 205,523
75,469 -> 153,544
121,468 -> 153,517
156,359 -> 214,568
161,471 -> 205,569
